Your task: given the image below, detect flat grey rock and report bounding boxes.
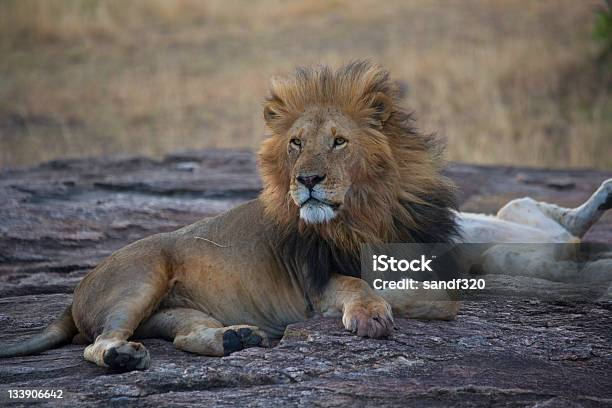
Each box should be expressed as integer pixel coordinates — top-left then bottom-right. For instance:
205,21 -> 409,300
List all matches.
1,150 -> 611,407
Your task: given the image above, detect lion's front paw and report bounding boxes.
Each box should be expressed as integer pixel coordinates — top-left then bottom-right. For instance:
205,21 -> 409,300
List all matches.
342,300 -> 394,338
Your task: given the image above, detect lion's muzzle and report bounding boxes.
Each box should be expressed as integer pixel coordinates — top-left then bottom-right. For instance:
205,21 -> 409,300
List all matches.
293,180 -> 341,224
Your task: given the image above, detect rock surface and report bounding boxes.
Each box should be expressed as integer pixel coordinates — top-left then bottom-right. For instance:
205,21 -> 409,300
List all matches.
0,150 -> 611,407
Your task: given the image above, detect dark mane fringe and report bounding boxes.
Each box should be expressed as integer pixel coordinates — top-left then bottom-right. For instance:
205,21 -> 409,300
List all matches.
398,185 -> 462,243
280,192 -> 460,295
279,226 -> 361,294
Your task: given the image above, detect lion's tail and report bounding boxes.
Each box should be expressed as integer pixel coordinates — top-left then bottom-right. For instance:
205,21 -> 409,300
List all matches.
0,305 -> 78,358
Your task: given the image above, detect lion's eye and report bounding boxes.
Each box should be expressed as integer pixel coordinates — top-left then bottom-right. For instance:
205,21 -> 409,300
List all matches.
290,138 -> 302,149
333,137 -> 347,148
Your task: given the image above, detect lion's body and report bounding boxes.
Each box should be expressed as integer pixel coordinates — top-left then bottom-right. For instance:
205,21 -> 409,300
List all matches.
1,61 -> 610,370
58,200 -> 299,367
165,200 -> 310,338
123,199 -> 310,339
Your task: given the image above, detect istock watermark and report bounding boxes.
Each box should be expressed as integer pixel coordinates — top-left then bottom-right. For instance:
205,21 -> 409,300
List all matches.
361,243 -> 612,302
372,254 -> 434,272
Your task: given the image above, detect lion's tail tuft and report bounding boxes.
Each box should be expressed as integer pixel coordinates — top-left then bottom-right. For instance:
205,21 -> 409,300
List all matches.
0,305 -> 78,358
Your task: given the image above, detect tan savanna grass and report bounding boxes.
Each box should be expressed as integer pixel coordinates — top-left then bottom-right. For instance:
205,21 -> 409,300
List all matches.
0,0 -> 610,169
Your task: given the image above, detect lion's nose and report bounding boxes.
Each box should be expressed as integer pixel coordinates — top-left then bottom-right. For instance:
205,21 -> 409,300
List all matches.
297,174 -> 326,190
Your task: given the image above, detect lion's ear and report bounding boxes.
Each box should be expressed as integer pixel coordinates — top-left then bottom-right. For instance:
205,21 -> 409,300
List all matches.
263,99 -> 288,132
368,92 -> 393,128
263,103 -> 279,123
264,77 -> 288,127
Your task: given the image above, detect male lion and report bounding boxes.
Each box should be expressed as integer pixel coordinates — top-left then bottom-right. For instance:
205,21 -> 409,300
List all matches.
1,61 -> 610,371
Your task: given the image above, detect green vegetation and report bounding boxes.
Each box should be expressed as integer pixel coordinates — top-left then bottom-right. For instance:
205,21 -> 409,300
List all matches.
594,0 -> 612,57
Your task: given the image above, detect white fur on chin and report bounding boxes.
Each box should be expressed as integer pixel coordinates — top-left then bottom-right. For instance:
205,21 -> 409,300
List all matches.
299,202 -> 336,224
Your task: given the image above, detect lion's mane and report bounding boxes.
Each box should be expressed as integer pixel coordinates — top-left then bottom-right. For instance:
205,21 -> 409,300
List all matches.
258,61 -> 460,291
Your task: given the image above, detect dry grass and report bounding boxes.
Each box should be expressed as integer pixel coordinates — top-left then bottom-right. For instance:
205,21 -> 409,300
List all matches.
0,0 -> 610,169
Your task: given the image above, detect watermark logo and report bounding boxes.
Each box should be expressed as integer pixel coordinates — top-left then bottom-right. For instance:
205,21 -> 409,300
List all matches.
372,254 -> 435,272
361,243 -> 612,301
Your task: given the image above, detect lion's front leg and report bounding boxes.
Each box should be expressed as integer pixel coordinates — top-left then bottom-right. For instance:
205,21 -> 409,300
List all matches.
317,274 -> 394,338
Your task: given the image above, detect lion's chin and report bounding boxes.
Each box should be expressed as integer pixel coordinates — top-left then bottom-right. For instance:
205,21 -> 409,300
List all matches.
299,200 -> 337,224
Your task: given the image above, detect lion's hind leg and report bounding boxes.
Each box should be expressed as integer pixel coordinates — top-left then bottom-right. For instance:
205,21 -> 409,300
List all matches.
135,308 -> 270,357
75,236 -> 175,371
80,285 -> 163,371
497,179 -> 612,239
84,338 -> 150,371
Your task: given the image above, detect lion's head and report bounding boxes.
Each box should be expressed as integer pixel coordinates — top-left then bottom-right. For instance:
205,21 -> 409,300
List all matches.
259,61 -> 459,259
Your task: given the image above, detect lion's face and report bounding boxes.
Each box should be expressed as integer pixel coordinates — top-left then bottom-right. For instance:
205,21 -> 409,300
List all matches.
259,62 -> 458,247
286,107 -> 359,224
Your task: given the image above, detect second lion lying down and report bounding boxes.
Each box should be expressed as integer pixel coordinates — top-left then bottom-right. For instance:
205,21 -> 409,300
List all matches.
1,61 -> 610,370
